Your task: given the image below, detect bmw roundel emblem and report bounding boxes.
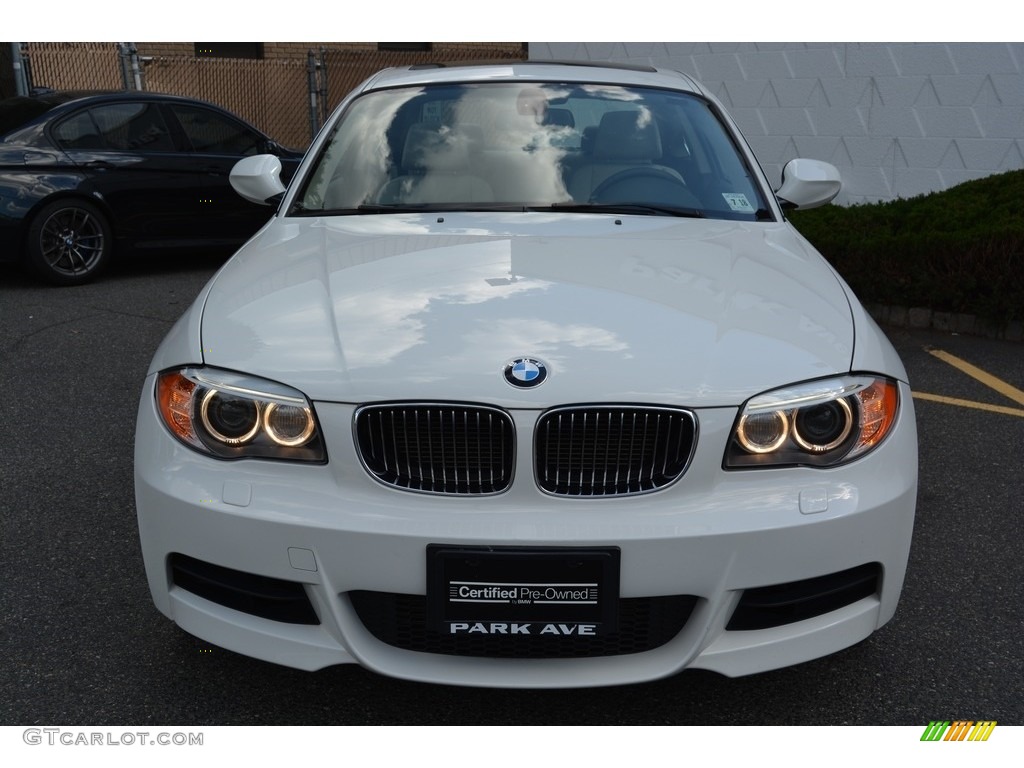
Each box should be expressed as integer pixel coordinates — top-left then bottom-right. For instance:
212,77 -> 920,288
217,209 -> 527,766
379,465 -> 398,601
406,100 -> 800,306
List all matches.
504,357 -> 548,388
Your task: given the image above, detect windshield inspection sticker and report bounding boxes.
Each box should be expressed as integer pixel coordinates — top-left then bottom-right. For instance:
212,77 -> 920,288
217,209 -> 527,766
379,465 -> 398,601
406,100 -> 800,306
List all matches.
722,192 -> 755,212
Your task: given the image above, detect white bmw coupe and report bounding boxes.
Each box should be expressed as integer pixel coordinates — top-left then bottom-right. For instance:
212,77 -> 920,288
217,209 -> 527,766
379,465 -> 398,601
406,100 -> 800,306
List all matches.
134,60 -> 917,688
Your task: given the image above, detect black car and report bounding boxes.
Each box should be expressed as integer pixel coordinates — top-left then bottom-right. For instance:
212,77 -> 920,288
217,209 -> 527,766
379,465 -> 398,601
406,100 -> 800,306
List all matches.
0,91 -> 303,285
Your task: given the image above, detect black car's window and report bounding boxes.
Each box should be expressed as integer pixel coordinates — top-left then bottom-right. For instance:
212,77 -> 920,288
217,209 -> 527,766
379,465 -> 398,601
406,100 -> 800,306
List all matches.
53,102 -> 175,152
293,82 -> 771,221
170,105 -> 262,156
52,110 -> 103,149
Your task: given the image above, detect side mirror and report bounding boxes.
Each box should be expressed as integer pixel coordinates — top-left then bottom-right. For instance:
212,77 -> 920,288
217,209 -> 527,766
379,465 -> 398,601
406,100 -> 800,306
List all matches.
775,159 -> 841,210
230,154 -> 286,206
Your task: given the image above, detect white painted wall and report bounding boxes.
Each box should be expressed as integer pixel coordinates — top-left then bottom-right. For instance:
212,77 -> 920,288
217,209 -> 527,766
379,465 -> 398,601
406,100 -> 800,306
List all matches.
529,43 -> 1024,205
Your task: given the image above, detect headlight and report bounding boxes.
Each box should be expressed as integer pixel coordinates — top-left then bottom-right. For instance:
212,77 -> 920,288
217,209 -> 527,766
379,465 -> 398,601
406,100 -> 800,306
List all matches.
156,368 -> 326,462
725,376 -> 898,468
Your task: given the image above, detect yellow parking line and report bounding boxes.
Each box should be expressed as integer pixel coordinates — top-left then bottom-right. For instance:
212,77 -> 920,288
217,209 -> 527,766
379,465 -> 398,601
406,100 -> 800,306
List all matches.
928,348 -> 1024,407
913,391 -> 1024,418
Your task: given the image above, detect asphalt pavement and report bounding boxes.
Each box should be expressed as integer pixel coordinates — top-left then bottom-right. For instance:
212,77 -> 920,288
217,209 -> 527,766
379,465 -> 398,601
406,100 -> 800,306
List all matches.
1,254 -> 1021,726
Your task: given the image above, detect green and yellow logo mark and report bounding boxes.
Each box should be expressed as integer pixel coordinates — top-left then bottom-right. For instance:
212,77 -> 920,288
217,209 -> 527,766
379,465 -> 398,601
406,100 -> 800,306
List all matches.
921,721 -> 997,742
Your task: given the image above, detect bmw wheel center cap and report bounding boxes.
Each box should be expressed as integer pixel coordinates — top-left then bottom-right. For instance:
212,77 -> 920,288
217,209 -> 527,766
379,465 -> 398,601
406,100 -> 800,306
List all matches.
504,357 -> 548,388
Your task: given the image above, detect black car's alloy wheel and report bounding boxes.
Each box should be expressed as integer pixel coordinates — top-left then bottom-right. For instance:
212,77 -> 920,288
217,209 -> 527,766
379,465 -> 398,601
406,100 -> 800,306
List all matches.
27,199 -> 112,285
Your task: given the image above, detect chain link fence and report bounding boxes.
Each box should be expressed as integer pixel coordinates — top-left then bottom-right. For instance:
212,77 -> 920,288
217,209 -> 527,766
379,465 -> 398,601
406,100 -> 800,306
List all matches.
21,42 -> 124,91
141,55 -> 312,149
17,43 -> 527,150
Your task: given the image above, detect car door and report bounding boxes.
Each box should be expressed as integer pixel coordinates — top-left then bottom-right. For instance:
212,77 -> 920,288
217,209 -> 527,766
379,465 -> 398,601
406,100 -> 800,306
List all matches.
52,100 -> 209,248
163,103 -> 281,244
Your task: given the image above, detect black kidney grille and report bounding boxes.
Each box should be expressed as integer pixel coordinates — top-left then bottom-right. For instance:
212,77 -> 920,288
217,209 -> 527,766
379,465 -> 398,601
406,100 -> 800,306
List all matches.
536,406 -> 697,496
355,403 -> 515,495
348,591 -> 697,659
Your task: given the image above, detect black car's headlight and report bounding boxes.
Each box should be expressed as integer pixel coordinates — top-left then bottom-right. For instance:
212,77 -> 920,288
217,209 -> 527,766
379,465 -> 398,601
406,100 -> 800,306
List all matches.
156,368 -> 326,462
725,376 -> 898,468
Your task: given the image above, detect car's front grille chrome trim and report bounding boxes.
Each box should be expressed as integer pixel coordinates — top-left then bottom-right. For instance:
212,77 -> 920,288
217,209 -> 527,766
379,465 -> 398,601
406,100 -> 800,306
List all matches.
354,402 -> 515,495
535,405 -> 697,496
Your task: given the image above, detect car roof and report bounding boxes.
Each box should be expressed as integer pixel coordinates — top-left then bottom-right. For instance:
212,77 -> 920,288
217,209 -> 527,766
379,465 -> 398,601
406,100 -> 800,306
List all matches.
0,90 -> 259,141
5,90 -> 220,107
357,60 -> 704,95
0,90 -> 251,124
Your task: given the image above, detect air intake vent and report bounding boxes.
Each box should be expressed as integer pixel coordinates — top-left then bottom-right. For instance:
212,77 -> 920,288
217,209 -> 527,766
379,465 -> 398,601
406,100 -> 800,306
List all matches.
170,553 -> 319,625
355,403 -> 515,495
726,563 -> 881,631
535,406 -> 696,496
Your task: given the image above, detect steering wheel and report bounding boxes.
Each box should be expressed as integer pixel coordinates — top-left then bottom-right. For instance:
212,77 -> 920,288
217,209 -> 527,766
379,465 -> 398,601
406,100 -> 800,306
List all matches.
589,166 -> 694,205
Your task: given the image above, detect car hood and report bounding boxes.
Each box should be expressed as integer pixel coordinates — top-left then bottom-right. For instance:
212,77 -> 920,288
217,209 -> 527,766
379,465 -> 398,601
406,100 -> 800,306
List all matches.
199,213 -> 854,407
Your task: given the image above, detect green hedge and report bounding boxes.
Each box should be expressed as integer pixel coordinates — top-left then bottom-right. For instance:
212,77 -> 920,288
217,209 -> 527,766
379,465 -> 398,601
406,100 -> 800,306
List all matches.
788,169 -> 1024,327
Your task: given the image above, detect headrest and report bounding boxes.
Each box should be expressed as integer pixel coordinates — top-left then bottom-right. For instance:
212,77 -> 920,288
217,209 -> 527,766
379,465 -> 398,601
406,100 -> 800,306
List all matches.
593,110 -> 662,161
543,108 -> 575,128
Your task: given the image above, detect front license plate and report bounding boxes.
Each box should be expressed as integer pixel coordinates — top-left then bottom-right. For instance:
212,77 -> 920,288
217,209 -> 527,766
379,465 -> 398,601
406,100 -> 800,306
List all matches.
427,545 -> 620,637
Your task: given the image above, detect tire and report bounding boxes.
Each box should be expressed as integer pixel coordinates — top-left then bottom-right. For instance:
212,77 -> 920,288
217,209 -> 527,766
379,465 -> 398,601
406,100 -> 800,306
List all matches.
26,199 -> 113,286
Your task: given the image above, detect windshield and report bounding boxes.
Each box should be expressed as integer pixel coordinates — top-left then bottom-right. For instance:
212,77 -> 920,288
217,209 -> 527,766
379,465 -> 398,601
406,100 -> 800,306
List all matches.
292,81 -> 771,221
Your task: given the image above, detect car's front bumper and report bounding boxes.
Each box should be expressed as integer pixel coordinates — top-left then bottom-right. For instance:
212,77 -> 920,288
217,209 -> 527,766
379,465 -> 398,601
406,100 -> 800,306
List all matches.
134,376 -> 917,688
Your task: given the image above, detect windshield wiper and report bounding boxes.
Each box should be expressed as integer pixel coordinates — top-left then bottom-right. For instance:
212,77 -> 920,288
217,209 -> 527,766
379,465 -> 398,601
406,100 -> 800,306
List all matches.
356,203 -> 535,214
539,202 -> 705,218
355,204 -> 421,213
287,204 -> 420,215
292,202 -> 710,218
